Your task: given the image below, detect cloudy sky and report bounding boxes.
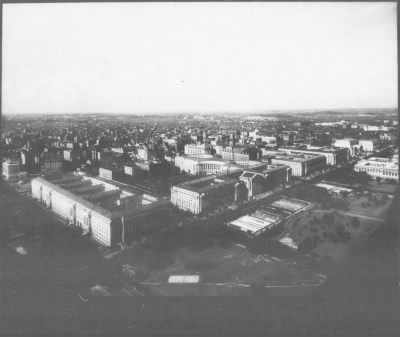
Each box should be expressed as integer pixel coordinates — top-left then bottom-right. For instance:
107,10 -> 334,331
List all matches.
2,2 -> 397,115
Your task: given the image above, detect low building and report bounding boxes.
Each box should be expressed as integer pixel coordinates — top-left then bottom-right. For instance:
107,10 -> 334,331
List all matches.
354,156 -> 399,182
168,275 -> 200,284
2,160 -> 21,180
171,176 -> 246,214
228,210 -> 282,237
271,153 -> 326,177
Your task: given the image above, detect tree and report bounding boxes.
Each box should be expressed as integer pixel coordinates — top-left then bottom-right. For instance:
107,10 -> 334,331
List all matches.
298,237 -> 315,253
322,212 -> 335,225
340,190 -> 349,199
351,217 -> 360,229
355,172 -> 372,185
335,224 -> 351,242
0,225 -> 10,243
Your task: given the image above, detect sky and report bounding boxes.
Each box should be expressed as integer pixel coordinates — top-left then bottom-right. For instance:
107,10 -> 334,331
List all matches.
2,2 -> 398,115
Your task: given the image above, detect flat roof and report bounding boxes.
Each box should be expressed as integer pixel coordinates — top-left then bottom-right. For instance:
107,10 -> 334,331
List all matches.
48,174 -> 83,184
280,147 -> 347,154
168,275 -> 200,283
272,154 -> 324,163
32,176 -> 169,220
316,183 -> 353,194
86,189 -> 121,201
176,175 -> 238,193
33,177 -> 112,218
229,214 -> 276,235
270,199 -> 308,212
241,172 -> 256,178
355,160 -> 398,170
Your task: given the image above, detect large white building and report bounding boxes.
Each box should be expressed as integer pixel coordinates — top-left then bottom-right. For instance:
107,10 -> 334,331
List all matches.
171,176 -> 246,214
31,174 -> 169,247
354,157 -> 398,182
271,153 -> 326,177
278,146 -> 349,166
359,139 -> 379,153
174,155 -> 243,176
333,138 -> 359,156
184,143 -> 211,157
362,125 -> 389,132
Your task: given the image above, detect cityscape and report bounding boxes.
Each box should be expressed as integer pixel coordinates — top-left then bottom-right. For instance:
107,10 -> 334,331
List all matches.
1,110 -> 398,297
1,2 -> 399,336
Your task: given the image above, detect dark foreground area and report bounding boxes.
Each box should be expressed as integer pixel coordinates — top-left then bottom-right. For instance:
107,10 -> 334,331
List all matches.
0,183 -> 399,337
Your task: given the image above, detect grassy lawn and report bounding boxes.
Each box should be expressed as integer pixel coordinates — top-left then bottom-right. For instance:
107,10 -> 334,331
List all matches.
345,193 -> 392,219
288,200 -> 388,264
112,242 -> 314,286
368,180 -> 397,194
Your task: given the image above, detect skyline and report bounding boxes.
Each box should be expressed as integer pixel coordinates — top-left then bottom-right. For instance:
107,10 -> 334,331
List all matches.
2,2 -> 398,115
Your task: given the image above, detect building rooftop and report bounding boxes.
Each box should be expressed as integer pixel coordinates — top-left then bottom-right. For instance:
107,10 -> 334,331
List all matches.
33,175 -> 168,220
34,177 -> 112,218
241,172 -> 256,178
175,175 -> 238,193
228,211 -> 281,236
272,151 -> 325,162
279,146 -> 346,154
168,275 -> 200,284
354,157 -> 398,170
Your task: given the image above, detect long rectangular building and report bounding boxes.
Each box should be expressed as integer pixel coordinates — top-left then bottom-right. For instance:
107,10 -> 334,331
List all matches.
354,156 -> 398,182
271,153 -> 326,177
31,174 -> 169,247
278,146 -> 348,166
174,155 -> 243,176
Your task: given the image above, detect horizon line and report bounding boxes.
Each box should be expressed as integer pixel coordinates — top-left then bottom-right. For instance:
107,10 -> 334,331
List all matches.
2,107 -> 398,116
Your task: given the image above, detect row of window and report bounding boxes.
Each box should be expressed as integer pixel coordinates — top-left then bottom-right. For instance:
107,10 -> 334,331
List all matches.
356,167 -> 398,177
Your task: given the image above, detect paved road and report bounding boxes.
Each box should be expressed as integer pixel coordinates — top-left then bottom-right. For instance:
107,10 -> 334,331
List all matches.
313,209 -> 385,223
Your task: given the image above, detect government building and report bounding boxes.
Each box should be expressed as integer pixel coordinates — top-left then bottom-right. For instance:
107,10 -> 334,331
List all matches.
239,164 -> 292,200
31,173 -> 169,247
354,156 -> 398,182
174,154 -> 243,176
170,176 -> 247,214
271,153 -> 326,177
278,146 -> 349,166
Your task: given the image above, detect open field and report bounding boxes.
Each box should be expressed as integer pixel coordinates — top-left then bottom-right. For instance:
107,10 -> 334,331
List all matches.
345,192 -> 392,219
112,241 -> 317,289
367,181 -> 398,194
